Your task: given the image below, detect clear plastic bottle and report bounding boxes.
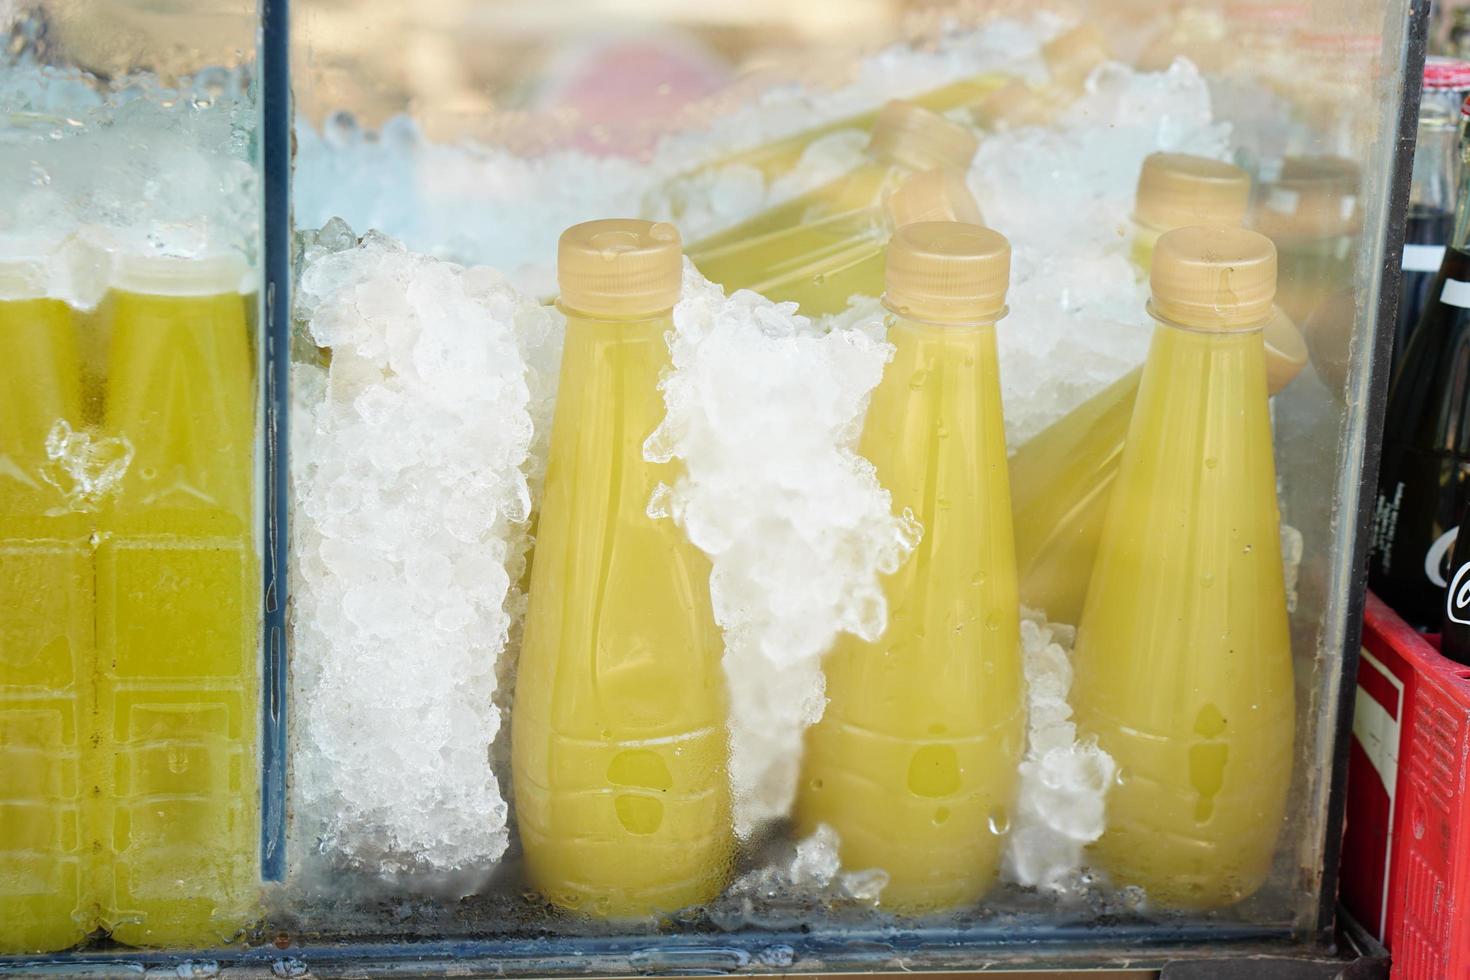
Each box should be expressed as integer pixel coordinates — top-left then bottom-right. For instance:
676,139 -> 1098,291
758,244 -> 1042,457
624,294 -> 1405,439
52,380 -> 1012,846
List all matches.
1072,226 -> 1295,909
1129,153 -> 1252,274
687,100 -> 981,315
512,220 -> 733,919
0,261 -> 91,954
795,222 -> 1024,913
95,254 -> 260,947
1012,152 -> 1308,627
663,23 -> 1106,204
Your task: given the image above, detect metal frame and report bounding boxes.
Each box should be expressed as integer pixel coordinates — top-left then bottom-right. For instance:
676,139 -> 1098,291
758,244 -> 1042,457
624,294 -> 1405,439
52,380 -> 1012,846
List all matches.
1310,0 -> 1430,944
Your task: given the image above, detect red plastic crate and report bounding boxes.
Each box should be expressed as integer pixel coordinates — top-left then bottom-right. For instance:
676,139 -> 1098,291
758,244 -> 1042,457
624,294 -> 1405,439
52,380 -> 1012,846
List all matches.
1342,592 -> 1470,979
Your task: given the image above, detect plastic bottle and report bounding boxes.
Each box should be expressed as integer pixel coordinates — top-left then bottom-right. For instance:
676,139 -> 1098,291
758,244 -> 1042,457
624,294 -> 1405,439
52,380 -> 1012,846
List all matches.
1072,226 -> 1295,909
971,24 -> 1111,131
94,254 -> 260,947
0,261 -> 91,954
1129,153 -> 1252,275
687,100 -> 981,315
1252,155 -> 1361,395
512,220 -> 733,919
1012,153 -> 1308,626
795,222 -> 1024,913
662,23 -> 1105,205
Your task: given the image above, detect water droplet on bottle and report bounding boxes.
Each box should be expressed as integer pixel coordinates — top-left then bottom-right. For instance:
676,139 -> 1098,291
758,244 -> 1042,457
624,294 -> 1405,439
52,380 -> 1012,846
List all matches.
1204,457 -> 1218,469
1242,543 -> 1253,554
29,163 -> 49,187
1201,571 -> 1215,588
987,807 -> 1011,835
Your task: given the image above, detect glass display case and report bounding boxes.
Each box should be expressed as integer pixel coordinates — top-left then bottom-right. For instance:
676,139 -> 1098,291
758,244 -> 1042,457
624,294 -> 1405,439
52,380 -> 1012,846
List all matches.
0,0 -> 1425,974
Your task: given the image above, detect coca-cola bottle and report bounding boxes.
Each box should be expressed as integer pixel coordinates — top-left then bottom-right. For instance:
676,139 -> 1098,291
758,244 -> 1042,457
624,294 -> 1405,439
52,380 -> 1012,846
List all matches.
1370,94 -> 1470,630
1443,503 -> 1470,663
1395,59 -> 1470,373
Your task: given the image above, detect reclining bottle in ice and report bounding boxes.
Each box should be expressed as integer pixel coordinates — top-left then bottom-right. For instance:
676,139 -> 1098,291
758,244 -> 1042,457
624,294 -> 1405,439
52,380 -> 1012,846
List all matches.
795,221 -> 1023,913
687,100 -> 981,314
512,219 -> 733,918
658,23 -> 1105,213
1072,226 -> 1295,909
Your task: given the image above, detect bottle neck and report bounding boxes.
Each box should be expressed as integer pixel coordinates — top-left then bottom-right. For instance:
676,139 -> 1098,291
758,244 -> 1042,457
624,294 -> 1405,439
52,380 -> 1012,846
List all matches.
1410,117 -> 1458,214
1452,118 -> 1470,250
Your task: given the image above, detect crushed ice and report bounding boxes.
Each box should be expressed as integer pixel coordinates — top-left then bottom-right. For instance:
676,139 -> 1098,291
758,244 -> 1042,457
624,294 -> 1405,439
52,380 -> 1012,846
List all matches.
707,824 -> 888,931
289,224 -> 556,885
647,267 -> 913,839
1003,609 -> 1117,895
0,62 -> 258,304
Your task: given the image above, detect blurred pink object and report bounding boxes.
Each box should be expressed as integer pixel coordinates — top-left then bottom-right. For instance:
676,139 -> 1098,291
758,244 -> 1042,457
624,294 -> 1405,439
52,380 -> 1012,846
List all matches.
535,34 -> 731,158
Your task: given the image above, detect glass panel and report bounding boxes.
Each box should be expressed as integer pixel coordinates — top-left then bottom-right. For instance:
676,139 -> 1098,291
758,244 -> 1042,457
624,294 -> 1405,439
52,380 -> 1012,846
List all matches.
276,0 -> 1416,964
0,0 -> 265,956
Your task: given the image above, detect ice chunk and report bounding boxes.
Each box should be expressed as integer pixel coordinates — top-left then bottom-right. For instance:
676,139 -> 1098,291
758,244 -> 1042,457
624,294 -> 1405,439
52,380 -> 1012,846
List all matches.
707,824 -> 888,930
290,224 -> 556,887
649,264 -> 910,839
1003,608 -> 1117,895
40,419 -> 133,509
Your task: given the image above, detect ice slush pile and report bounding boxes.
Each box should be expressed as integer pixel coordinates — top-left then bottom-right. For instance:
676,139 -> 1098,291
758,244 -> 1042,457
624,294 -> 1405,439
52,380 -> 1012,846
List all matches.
291,224 -> 559,881
647,270 -> 916,839
1004,611 -> 1116,894
0,62 -> 258,304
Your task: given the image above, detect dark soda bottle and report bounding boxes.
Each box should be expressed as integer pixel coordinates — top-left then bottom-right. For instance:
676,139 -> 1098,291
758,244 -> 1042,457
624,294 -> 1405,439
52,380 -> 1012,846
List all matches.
1395,58 -> 1470,372
1370,94 -> 1470,629
1443,504 -> 1470,663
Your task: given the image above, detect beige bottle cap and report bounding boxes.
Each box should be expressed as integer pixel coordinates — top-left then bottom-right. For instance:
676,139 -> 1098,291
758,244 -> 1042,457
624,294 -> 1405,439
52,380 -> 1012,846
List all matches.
884,169 -> 985,230
884,221 -> 1010,324
557,219 -> 682,317
1134,153 -> 1251,232
1149,225 -> 1277,330
1043,23 -> 1110,91
1252,155 -> 1361,242
971,79 -> 1055,130
866,100 -> 980,174
1263,308 -> 1308,394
